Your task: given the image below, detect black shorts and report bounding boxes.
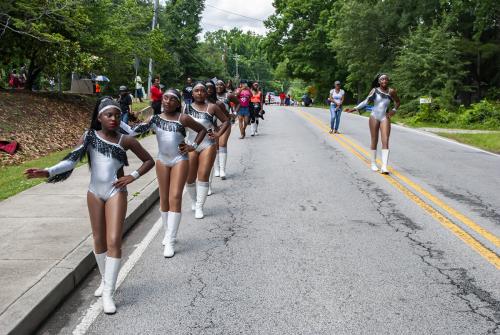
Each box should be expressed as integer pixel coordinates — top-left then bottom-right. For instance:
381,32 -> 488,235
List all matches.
250,102 -> 262,122
151,100 -> 162,115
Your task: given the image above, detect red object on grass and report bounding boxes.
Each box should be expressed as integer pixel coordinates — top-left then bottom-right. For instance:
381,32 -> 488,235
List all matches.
0,141 -> 19,154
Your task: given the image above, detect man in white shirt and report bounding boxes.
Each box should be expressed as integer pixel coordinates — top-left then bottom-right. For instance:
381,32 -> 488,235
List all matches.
135,75 -> 143,102
328,81 -> 345,134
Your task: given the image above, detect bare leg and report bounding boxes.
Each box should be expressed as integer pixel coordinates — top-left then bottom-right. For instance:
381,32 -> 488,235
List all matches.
219,125 -> 231,147
369,116 -> 381,150
87,192 -> 107,253
169,160 -> 189,212
156,160 -> 171,212
187,151 -> 199,184
238,115 -> 246,138
380,118 -> 391,149
104,192 -> 127,258
197,145 -> 217,182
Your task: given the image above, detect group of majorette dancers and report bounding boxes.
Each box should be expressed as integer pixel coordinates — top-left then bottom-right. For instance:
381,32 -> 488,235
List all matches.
24,78 -> 265,315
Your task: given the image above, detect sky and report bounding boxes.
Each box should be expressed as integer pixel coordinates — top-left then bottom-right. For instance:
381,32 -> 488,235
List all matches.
200,0 -> 275,36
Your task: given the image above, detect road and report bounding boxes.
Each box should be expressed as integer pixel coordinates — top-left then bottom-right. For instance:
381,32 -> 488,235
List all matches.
38,106 -> 500,334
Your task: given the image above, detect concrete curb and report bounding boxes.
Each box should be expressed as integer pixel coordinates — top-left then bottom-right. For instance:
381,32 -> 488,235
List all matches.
1,181 -> 159,335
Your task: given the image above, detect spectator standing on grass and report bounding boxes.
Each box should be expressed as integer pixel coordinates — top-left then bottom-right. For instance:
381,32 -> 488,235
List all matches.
328,81 -> 345,134
150,76 -> 163,115
135,75 -> 143,102
118,86 -> 132,124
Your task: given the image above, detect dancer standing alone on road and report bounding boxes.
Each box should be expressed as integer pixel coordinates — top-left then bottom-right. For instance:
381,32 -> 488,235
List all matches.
120,89 -> 207,258
346,74 -> 400,174
25,98 -> 155,314
328,81 -> 345,134
184,82 -> 230,219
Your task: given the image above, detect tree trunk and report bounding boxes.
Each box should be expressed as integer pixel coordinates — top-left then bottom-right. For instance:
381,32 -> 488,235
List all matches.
24,52 -> 42,91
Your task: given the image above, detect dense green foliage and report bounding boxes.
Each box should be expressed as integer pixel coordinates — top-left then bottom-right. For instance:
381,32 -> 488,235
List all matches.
264,0 -> 500,111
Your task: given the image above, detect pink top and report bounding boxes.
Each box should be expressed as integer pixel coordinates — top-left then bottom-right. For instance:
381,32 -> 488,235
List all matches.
238,89 -> 252,107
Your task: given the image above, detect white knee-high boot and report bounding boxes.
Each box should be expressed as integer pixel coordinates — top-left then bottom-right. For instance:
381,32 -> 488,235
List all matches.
250,122 -> 256,136
93,251 -> 106,297
254,120 -> 259,134
381,149 -> 390,174
102,257 -> 121,314
186,182 -> 196,211
161,211 -> 169,245
214,151 -> 220,177
219,147 -> 227,180
163,212 -> 181,258
370,150 -> 378,171
195,181 -> 209,219
208,168 -> 214,196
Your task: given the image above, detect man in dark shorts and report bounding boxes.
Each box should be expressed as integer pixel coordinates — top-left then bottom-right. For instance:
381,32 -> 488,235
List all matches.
182,77 -> 193,106
118,85 -> 132,124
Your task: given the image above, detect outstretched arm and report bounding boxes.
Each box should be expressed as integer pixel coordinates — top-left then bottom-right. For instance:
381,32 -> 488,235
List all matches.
346,89 -> 375,113
25,132 -> 87,182
120,115 -> 153,136
113,136 -> 155,188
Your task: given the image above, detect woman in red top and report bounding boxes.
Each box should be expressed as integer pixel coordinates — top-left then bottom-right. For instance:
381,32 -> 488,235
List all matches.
235,80 -> 252,139
150,77 -> 163,115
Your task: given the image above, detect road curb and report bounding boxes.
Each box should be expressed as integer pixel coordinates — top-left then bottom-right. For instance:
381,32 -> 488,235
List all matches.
0,182 -> 159,335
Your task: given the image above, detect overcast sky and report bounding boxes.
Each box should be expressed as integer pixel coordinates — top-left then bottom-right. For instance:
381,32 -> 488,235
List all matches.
200,0 -> 275,36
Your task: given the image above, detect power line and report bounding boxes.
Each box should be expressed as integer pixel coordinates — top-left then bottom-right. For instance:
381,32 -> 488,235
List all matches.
205,4 -> 266,22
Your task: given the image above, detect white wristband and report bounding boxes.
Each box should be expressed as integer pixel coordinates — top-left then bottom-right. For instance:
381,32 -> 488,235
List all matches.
131,170 -> 140,179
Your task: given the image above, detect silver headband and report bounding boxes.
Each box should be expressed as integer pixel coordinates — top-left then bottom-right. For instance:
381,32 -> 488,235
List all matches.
99,105 -> 121,115
378,74 -> 389,82
193,83 -> 206,90
164,91 -> 180,101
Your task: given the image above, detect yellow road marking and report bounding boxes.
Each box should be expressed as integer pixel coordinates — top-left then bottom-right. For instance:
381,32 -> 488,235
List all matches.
298,110 -> 500,269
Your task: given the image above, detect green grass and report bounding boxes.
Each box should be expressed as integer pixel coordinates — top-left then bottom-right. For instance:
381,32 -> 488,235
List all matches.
435,132 -> 500,153
133,99 -> 151,113
0,149 -> 86,201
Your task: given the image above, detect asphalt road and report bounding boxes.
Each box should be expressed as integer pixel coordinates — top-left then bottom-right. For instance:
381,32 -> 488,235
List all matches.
38,106 -> 500,334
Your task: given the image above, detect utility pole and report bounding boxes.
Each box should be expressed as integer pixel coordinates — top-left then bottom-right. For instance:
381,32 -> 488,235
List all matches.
234,54 -> 239,79
147,0 -> 159,99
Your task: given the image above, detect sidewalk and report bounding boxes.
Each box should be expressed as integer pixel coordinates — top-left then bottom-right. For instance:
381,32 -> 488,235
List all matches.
0,135 -> 159,335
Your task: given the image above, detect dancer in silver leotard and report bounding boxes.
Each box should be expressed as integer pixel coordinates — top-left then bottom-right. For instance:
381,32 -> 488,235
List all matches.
25,98 -> 155,314
185,82 -> 230,219
121,89 -> 207,257
46,129 -> 129,201
347,74 -> 400,174
354,87 -> 393,122
121,113 -> 188,167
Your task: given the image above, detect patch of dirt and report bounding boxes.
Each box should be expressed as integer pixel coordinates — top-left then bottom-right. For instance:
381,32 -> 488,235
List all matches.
0,90 -> 96,166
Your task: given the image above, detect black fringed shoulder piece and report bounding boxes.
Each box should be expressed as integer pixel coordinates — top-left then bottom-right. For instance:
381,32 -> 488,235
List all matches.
152,115 -> 186,137
186,104 -> 214,123
47,132 -> 90,183
87,130 -> 128,167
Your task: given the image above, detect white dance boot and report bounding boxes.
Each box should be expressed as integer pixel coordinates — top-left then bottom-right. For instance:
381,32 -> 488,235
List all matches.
208,168 -> 214,196
93,251 -> 106,297
214,151 -> 220,177
102,257 -> 121,314
219,148 -> 227,180
250,123 -> 256,136
161,211 -> 169,245
370,150 -> 379,171
186,183 -> 196,211
195,181 -> 209,219
254,121 -> 259,135
163,212 -> 181,258
381,149 -> 390,174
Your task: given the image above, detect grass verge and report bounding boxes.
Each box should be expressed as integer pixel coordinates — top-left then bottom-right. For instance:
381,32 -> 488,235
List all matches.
435,132 -> 500,154
0,149 -> 86,201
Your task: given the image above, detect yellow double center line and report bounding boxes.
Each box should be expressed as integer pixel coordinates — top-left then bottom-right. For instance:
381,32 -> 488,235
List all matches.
298,110 -> 500,269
